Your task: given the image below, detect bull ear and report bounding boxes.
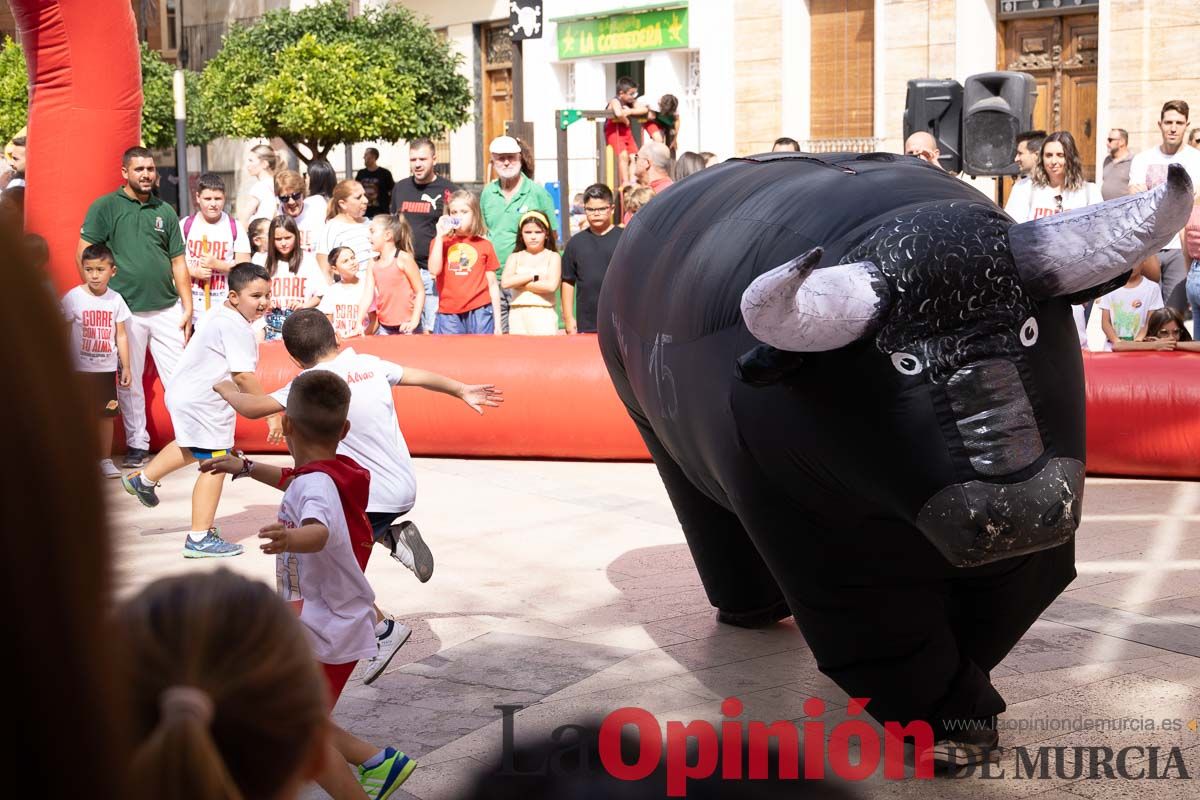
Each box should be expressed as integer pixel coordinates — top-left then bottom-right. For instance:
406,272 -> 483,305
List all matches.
1008,163 -> 1194,298
740,247 -> 890,352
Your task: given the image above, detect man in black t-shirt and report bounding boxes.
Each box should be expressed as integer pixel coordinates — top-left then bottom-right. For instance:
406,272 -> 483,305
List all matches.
391,138 -> 459,332
562,183 -> 624,334
356,147 -> 396,217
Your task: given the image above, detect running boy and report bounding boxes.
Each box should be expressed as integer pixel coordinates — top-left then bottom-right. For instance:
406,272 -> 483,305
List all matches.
182,173 -> 251,326
212,309 -> 502,682
201,371 -> 416,799
63,243 -> 133,478
122,262 -> 279,558
605,76 -> 649,187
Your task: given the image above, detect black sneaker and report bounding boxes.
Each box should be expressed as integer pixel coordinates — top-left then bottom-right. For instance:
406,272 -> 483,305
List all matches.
122,448 -> 150,468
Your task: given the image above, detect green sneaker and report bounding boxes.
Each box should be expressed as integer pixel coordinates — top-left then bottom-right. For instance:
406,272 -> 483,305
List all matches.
358,747 -> 415,800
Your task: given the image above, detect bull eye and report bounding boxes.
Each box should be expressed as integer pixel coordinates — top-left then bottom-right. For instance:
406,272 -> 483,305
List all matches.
1020,317 -> 1039,347
890,352 -> 923,375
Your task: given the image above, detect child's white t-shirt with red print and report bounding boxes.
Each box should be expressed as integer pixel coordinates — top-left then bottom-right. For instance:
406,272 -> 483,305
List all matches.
61,286 -> 131,373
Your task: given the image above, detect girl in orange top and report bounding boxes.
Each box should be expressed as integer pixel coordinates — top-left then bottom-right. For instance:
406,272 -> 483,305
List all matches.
428,190 -> 502,335
369,214 -> 424,335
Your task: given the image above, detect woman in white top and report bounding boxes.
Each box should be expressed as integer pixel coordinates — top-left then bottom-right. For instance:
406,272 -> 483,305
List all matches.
1005,130 -> 1102,223
316,179 -> 374,281
1007,131 -> 1104,348
238,144 -> 280,228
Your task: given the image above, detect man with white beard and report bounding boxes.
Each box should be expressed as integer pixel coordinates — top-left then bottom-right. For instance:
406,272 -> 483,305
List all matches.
479,136 -> 558,333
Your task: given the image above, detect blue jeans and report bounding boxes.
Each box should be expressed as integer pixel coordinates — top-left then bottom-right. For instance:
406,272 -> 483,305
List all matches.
434,305 -> 494,334
420,269 -> 438,332
1186,259 -> 1200,326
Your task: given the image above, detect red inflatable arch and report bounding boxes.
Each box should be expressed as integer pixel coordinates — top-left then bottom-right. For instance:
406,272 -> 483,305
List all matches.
14,0 -> 142,295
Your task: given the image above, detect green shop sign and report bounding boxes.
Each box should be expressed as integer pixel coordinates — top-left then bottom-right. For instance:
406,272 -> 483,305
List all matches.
557,7 -> 688,60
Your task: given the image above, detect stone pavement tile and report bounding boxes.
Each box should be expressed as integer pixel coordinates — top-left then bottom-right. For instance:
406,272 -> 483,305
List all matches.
661,649 -> 826,700
1139,658 -> 1200,689
992,656 -> 1180,705
1039,596 -> 1200,656
1039,672 -> 1200,727
997,620 -> 1169,673
330,695 -> 495,759
398,632 -> 636,695
342,670 -> 543,717
1081,480 -> 1187,516
566,622 -> 695,650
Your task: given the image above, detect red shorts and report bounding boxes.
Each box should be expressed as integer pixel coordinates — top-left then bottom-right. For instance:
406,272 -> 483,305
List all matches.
642,120 -> 663,141
604,119 -> 638,154
322,661 -> 357,706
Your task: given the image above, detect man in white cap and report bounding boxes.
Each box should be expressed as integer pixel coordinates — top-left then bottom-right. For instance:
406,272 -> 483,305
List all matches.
479,135 -> 558,333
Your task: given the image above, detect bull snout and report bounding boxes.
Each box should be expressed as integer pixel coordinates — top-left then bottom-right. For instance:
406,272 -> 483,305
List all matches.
911,359 -> 1083,567
915,457 -> 1083,567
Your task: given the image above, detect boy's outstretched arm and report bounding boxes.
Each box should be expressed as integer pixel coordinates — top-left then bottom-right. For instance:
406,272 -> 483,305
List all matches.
199,453 -> 288,490
399,367 -> 504,414
215,378 -> 286,418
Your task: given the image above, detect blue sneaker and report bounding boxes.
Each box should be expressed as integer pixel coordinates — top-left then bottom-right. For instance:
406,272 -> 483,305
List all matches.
183,528 -> 244,558
358,747 -> 415,800
121,471 -> 160,508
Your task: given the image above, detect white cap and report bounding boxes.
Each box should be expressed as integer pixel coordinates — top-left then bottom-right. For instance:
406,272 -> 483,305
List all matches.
489,136 -> 522,155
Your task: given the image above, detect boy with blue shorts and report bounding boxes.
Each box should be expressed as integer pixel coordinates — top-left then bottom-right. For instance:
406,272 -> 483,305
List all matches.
123,262 -> 280,558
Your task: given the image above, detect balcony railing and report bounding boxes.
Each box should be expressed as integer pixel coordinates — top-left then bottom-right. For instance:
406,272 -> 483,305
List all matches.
800,137 -> 883,154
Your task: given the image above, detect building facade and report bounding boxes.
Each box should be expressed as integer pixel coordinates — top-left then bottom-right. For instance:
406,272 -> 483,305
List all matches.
399,0 -> 1200,199
6,2 -> 1195,202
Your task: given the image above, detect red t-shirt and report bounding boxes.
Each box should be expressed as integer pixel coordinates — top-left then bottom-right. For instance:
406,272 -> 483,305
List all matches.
432,235 -> 499,314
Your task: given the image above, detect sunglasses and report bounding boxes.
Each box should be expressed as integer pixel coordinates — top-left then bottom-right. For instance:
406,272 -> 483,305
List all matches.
277,191 -> 304,203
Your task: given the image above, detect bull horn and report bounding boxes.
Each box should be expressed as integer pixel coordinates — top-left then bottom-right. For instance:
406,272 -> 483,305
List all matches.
740,247 -> 890,352
1008,162 -> 1195,298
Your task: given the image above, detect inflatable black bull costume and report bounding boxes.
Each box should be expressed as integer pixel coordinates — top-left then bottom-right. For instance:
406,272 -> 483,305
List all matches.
598,153 -> 1192,744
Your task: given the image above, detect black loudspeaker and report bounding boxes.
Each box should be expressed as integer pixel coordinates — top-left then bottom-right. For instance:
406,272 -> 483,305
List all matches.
962,71 -> 1037,176
904,79 -> 963,173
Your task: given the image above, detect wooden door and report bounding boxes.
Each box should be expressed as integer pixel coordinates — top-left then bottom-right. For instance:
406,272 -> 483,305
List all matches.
481,22 -> 514,161
1002,13 -> 1099,180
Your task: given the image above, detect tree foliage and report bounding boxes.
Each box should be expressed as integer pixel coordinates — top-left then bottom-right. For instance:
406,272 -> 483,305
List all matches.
0,37 -> 211,147
0,38 -> 25,144
199,0 -> 471,163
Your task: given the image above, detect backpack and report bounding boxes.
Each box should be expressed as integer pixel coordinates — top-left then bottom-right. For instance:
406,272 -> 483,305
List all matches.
183,212 -> 238,241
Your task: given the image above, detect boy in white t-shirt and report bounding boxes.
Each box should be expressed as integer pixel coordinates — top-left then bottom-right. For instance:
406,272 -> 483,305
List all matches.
62,243 -> 133,479
122,263 -> 279,558
213,308 -> 502,683
1097,255 -> 1164,351
182,173 -> 251,326
199,370 -> 416,798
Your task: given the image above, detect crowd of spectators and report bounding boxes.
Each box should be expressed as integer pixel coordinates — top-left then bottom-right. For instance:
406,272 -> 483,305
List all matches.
50,94 -> 1200,474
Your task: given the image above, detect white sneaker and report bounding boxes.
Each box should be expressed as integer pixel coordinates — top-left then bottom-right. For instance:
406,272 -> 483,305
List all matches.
383,521 -> 434,583
100,459 -> 122,479
362,619 -> 412,685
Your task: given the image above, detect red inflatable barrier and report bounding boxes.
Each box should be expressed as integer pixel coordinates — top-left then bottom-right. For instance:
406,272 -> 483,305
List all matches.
140,339 -> 1200,476
14,0 -> 142,295
1083,351 -> 1200,480
145,335 -> 653,460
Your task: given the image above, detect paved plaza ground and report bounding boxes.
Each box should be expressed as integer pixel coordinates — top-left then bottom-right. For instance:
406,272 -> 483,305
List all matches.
108,457 -> 1200,798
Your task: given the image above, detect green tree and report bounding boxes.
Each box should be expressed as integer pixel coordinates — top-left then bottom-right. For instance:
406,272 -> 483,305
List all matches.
0,38 -> 25,143
199,0 -> 471,164
0,37 -> 214,147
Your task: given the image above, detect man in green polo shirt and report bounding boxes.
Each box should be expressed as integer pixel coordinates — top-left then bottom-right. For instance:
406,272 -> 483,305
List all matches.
480,135 -> 557,333
77,146 -> 191,468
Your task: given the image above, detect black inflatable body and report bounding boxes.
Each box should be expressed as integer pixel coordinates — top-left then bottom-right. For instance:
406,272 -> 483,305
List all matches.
598,153 -> 1192,738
